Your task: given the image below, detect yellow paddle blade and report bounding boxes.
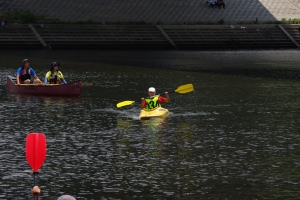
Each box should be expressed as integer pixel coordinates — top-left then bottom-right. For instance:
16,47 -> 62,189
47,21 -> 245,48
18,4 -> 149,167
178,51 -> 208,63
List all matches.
175,84 -> 194,94
82,83 -> 93,86
116,100 -> 136,108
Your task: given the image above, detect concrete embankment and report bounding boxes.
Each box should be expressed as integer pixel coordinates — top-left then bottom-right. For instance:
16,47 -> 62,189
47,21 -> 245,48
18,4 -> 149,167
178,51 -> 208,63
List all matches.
0,24 -> 299,50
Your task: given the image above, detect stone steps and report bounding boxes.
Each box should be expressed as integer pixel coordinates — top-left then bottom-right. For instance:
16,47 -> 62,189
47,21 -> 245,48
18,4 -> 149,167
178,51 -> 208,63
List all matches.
0,24 -> 298,49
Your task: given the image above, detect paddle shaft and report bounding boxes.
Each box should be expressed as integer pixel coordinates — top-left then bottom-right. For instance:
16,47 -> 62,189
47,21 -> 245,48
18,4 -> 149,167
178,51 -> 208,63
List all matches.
161,90 -> 175,95
116,84 -> 193,108
140,91 -> 171,103
15,84 -> 59,86
33,172 -> 38,200
15,83 -> 92,86
146,84 -> 194,100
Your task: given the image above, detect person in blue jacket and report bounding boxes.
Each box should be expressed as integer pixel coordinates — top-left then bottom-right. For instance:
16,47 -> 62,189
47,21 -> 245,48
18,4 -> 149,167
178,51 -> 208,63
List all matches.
16,59 -> 43,84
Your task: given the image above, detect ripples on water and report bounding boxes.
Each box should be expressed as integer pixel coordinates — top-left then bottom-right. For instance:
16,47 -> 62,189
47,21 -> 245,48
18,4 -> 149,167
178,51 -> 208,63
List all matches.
0,50 -> 300,199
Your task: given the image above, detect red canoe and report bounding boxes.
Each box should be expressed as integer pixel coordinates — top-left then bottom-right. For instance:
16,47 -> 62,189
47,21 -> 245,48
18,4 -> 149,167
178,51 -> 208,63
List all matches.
6,75 -> 82,96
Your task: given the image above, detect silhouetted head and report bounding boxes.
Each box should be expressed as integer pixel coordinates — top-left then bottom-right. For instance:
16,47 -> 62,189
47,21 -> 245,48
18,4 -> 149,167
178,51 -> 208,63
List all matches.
57,195 -> 76,200
50,62 -> 59,71
22,59 -> 30,68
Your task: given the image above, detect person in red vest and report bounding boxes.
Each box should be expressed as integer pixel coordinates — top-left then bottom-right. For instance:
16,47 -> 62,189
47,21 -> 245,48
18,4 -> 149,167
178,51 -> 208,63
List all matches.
16,59 -> 43,85
141,87 -> 170,110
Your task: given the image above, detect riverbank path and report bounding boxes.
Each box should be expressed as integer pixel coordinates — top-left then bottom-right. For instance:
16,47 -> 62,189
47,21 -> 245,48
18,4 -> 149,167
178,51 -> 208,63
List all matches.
1,0 -> 300,24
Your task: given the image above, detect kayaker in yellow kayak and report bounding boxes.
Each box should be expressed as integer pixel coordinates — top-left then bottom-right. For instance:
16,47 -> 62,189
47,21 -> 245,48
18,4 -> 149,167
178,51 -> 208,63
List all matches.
141,87 -> 170,110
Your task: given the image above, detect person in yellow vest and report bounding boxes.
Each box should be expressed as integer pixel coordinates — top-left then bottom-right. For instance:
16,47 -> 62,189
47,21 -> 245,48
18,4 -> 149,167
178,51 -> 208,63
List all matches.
44,62 -> 67,84
141,87 -> 170,110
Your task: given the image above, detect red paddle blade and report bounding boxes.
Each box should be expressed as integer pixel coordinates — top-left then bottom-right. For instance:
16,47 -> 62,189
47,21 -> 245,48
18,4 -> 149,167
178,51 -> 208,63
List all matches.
25,133 -> 46,172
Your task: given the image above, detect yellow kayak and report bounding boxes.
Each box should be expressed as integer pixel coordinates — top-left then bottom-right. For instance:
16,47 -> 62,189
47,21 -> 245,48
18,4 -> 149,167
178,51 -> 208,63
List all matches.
139,107 -> 170,120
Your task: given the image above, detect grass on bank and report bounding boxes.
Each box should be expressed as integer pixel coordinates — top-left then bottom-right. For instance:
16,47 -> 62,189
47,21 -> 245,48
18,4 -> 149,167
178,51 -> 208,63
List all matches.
0,10 -> 152,25
1,10 -> 300,25
281,18 -> 300,24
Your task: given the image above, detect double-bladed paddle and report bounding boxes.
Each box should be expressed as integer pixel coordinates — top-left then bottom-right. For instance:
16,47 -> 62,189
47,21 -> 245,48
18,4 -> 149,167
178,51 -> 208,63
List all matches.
116,83 -> 194,108
26,133 -> 47,200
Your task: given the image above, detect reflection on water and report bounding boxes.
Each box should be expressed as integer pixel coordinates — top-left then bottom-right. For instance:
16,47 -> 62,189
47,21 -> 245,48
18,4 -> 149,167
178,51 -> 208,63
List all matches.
13,93 -> 41,112
142,117 -> 168,129
1,50 -> 300,199
7,93 -> 82,116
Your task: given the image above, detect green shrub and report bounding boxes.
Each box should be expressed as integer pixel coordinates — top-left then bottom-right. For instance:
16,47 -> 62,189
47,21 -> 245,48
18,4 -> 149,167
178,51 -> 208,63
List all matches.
291,18 -> 300,24
86,19 -> 96,24
218,18 -> 224,24
281,18 -> 287,24
2,10 -> 47,23
280,18 -> 300,24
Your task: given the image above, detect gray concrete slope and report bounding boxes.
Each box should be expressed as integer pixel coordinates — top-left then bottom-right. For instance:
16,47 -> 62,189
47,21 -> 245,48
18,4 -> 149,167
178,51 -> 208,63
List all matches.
0,0 -> 300,24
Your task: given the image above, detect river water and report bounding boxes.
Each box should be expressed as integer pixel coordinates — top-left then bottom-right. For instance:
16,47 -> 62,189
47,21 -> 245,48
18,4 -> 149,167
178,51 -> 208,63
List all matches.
0,50 -> 300,199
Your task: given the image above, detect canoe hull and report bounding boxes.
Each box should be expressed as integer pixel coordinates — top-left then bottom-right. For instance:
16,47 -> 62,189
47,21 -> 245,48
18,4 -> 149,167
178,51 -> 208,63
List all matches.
139,107 -> 170,120
6,75 -> 82,97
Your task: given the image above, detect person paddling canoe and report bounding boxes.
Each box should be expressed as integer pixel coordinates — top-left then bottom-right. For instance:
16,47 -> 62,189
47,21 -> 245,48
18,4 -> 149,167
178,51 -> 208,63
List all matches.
44,62 -> 67,84
141,87 -> 170,110
16,59 -> 43,85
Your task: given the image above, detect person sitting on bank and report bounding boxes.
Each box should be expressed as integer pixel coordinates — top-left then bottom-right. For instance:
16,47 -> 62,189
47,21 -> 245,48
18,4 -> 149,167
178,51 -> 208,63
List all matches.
31,186 -> 76,200
209,0 -> 217,8
44,62 -> 67,84
16,59 -> 43,85
141,87 -> 170,110
0,13 -> 7,27
216,0 -> 225,8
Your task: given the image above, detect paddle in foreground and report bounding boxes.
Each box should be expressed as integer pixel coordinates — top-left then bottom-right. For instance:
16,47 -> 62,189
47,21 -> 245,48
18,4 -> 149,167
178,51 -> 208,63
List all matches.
26,133 -> 47,200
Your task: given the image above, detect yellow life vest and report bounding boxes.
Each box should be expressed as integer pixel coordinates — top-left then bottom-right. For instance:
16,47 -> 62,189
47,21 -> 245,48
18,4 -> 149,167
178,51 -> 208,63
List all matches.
145,96 -> 161,110
48,71 -> 62,84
